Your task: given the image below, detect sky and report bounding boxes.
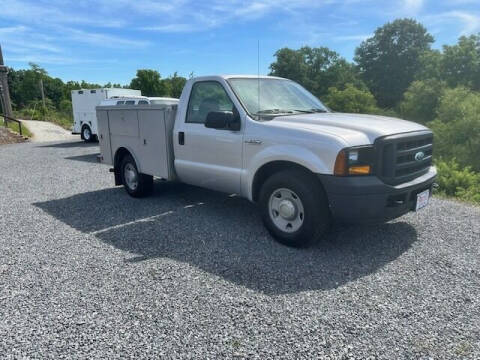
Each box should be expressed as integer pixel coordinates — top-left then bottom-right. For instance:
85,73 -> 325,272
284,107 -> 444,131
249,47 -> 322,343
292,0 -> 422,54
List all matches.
0,0 -> 479,85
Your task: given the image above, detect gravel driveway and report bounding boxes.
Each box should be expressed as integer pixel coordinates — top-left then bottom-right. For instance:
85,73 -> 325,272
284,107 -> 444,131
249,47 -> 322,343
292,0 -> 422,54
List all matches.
0,140 -> 479,359
20,120 -> 77,142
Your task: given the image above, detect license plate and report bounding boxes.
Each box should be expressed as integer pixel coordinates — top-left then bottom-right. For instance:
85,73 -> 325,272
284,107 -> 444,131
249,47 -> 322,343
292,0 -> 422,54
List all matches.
415,189 -> 430,211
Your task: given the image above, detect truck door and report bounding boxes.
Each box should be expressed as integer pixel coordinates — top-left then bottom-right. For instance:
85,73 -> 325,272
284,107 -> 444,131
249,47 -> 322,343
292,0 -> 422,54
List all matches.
174,81 -> 243,194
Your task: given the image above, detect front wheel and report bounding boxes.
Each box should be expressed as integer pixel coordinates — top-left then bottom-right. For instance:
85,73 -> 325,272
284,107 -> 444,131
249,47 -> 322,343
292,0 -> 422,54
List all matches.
120,154 -> 153,197
259,169 -> 331,247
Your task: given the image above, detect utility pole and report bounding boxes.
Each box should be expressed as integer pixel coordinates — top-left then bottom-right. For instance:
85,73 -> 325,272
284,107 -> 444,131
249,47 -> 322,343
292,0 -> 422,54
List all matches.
0,44 -> 13,119
39,78 -> 46,120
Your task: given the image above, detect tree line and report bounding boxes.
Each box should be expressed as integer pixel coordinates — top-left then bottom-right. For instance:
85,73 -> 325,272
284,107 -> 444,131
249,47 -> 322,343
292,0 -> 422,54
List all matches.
3,18 -> 480,202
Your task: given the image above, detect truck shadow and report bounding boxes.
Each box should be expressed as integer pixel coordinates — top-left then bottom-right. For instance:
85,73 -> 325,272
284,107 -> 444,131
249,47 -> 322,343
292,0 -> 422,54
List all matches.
64,153 -> 101,163
38,141 -> 99,148
34,183 -> 418,295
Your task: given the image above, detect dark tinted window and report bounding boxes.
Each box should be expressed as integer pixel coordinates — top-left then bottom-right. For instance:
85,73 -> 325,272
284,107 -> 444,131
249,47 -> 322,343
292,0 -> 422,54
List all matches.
138,100 -> 148,104
90,90 -> 96,93
125,100 -> 135,105
186,82 -> 233,124
78,90 -> 84,94
116,101 -> 125,105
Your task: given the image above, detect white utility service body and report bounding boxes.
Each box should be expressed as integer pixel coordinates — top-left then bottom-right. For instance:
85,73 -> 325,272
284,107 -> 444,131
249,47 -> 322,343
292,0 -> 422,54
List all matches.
97,75 -> 436,247
71,88 -> 141,142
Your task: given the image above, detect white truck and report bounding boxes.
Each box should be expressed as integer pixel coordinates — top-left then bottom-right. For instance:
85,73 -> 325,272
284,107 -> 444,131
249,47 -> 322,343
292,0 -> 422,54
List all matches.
71,88 -> 141,142
96,75 -> 436,247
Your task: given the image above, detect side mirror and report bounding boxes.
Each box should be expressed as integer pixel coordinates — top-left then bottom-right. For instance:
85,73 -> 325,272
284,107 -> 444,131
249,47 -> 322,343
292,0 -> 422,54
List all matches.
205,111 -> 240,131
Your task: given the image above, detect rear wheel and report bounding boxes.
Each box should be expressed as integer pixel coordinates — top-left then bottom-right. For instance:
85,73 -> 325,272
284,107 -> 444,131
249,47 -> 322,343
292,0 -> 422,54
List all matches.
81,125 -> 94,143
120,154 -> 153,197
259,169 -> 331,247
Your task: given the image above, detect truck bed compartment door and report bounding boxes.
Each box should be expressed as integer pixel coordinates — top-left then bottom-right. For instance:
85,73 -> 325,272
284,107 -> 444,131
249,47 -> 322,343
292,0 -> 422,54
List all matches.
96,109 -> 112,165
138,109 -> 170,179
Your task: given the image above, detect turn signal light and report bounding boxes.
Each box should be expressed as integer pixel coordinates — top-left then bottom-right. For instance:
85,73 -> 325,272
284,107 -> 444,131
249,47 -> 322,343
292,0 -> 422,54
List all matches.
349,165 -> 371,175
334,150 -> 348,176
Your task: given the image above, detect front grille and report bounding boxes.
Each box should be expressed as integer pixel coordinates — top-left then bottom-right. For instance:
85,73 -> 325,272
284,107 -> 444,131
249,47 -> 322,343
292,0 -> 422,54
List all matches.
375,131 -> 433,185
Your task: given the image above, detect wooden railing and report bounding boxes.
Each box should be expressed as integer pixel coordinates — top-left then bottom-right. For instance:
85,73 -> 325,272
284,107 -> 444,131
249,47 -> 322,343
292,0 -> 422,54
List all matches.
2,113 -> 23,136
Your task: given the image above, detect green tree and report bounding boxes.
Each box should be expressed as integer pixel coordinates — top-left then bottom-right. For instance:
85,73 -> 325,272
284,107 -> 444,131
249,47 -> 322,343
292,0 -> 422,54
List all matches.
129,69 -> 168,97
416,49 -> 443,81
270,46 -> 364,99
398,79 -> 446,123
325,83 -> 378,113
355,19 -> 434,108
8,64 -> 45,108
441,34 -> 480,91
429,87 -> 480,171
161,72 -> 187,98
43,77 -> 65,108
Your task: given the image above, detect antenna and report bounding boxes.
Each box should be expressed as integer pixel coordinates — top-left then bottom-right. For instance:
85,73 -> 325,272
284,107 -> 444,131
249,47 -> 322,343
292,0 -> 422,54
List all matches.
257,40 -> 260,119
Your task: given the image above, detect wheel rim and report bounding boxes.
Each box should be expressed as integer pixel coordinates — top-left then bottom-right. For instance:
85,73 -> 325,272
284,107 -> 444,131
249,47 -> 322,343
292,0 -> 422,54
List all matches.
83,127 -> 91,140
124,163 -> 138,191
269,188 -> 304,233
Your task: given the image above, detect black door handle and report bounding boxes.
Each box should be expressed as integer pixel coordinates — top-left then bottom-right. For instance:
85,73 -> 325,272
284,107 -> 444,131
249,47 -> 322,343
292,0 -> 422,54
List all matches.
179,132 -> 185,145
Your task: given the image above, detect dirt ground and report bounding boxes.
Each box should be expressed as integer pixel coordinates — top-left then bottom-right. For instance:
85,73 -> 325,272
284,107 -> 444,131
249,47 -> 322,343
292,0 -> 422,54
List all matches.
0,126 -> 25,145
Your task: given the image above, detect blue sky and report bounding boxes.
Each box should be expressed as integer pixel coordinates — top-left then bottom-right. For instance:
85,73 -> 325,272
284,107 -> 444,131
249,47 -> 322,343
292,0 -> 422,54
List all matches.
1,0 -> 479,85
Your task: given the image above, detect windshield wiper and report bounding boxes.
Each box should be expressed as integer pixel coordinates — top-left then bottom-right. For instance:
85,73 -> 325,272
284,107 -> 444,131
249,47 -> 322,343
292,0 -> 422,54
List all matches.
255,109 -> 295,115
293,108 -> 328,113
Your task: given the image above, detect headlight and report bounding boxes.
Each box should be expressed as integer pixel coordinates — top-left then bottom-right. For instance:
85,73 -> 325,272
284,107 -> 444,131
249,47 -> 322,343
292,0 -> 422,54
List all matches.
334,146 -> 375,176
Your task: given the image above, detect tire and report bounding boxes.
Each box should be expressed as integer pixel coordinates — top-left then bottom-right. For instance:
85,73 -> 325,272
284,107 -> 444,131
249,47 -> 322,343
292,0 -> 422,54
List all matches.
81,125 -> 94,143
120,154 -> 153,198
259,169 -> 331,247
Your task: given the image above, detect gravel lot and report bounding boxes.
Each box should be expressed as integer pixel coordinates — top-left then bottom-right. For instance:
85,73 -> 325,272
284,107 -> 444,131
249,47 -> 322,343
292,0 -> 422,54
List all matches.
0,140 -> 479,359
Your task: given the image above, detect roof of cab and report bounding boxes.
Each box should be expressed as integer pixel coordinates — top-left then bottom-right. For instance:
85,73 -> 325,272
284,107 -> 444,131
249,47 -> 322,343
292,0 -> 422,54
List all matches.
191,75 -> 287,82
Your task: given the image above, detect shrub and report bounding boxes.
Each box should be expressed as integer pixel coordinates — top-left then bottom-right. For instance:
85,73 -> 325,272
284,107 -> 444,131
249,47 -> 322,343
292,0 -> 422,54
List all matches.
435,159 -> 480,204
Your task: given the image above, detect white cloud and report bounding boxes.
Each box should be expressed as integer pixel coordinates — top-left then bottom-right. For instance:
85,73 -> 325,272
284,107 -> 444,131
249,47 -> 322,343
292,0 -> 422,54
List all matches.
6,54 -> 118,65
140,24 -> 199,33
0,25 -> 63,54
402,0 -> 425,15
64,28 -> 150,48
0,0 -> 125,28
138,0 -> 329,32
333,34 -> 372,42
424,11 -> 480,36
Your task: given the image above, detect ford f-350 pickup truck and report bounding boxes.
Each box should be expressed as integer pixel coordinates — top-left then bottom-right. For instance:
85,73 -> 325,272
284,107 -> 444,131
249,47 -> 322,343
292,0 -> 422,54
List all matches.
96,75 -> 436,247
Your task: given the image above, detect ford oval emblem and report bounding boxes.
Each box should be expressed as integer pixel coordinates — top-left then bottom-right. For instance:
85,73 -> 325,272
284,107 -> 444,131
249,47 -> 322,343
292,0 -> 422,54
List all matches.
415,151 -> 425,162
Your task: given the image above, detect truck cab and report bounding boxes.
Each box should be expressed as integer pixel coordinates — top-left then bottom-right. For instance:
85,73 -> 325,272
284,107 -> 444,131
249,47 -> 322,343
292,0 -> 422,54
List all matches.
97,75 -> 436,247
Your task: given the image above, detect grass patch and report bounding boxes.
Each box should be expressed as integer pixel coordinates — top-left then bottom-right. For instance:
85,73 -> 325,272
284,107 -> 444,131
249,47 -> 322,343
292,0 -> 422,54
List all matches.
13,109 -> 73,131
7,121 -> 32,137
46,111 -> 73,130
1,117 -> 32,138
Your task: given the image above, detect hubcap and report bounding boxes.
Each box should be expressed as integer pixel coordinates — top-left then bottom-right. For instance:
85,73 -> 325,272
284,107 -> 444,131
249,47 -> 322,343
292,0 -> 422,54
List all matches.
83,127 -> 91,140
124,163 -> 138,190
269,188 -> 304,233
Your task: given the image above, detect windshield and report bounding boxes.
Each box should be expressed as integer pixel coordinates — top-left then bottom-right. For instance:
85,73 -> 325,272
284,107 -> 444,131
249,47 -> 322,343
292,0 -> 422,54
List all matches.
228,78 -> 329,119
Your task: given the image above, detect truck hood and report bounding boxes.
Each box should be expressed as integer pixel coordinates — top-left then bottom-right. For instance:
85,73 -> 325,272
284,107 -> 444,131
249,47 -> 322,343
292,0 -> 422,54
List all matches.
271,112 -> 429,145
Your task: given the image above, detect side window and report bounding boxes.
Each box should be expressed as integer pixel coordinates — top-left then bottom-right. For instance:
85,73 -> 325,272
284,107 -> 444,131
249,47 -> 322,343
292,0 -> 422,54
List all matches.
186,81 -> 234,124
125,100 -> 135,105
116,101 -> 125,105
138,100 -> 148,105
